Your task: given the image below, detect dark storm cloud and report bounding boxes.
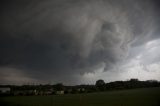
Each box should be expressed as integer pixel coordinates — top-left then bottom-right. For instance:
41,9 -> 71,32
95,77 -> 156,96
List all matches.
0,0 -> 160,83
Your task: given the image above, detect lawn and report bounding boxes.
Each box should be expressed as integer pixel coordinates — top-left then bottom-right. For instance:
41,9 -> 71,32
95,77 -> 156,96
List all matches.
1,87 -> 160,106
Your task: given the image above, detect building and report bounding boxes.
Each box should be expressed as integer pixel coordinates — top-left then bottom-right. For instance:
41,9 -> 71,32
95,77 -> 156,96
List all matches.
56,90 -> 64,95
0,87 -> 11,94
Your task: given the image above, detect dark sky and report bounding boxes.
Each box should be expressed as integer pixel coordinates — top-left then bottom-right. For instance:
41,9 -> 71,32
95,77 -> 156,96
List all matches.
0,0 -> 160,85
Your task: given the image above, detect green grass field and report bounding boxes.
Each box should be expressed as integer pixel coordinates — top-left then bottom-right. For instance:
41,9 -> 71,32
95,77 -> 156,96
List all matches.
1,87 -> 160,106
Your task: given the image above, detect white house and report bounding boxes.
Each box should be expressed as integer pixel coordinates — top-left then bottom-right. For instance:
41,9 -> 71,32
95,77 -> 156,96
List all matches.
0,87 -> 11,93
56,90 -> 64,95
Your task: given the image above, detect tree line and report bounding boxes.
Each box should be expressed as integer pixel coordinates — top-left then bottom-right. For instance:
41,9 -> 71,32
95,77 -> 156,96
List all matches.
0,79 -> 160,96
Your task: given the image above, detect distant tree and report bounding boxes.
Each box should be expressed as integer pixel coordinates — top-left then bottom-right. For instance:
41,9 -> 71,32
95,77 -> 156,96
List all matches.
129,78 -> 139,82
96,79 -> 105,87
54,83 -> 64,91
95,79 -> 105,91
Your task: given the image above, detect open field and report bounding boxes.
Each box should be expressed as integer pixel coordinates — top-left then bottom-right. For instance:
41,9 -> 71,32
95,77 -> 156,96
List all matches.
1,87 -> 160,106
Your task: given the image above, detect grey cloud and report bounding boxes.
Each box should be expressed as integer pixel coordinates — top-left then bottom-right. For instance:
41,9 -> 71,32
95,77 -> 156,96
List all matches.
0,0 -> 160,84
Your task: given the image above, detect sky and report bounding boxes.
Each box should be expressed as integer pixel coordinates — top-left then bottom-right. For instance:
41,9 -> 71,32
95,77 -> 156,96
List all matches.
0,0 -> 160,85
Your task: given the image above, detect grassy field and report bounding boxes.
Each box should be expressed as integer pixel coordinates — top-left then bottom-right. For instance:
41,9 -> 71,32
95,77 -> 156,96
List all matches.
1,87 -> 160,106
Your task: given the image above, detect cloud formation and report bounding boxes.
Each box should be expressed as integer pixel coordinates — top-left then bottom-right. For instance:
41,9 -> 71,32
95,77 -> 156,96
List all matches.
0,0 -> 160,84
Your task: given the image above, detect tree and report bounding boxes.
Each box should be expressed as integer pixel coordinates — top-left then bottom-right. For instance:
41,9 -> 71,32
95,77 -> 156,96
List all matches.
95,79 -> 105,91
54,83 -> 64,91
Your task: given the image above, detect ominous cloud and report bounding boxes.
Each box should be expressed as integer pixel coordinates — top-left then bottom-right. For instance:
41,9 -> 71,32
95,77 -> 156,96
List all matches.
0,0 -> 160,84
